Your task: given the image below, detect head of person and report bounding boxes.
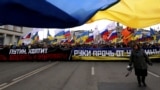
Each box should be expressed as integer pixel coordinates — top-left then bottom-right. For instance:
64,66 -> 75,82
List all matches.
133,43 -> 140,50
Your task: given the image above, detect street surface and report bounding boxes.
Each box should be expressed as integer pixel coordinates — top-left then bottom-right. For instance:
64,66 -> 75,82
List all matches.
0,61 -> 159,90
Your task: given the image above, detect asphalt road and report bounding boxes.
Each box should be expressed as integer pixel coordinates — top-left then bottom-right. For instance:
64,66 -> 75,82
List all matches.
0,61 -> 159,90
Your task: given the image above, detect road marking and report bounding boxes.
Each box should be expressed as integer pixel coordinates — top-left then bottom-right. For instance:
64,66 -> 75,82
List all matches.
0,83 -> 7,88
148,71 -> 160,78
91,67 -> 95,75
13,63 -> 52,81
0,62 -> 58,90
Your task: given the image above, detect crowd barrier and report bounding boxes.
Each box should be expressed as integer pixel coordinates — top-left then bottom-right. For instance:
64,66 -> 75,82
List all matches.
0,47 -> 160,61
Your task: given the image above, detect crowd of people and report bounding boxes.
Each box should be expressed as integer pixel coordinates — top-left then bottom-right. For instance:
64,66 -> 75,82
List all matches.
1,41 -> 160,51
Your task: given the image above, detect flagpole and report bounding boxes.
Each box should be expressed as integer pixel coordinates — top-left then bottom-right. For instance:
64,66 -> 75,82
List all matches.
43,29 -> 45,41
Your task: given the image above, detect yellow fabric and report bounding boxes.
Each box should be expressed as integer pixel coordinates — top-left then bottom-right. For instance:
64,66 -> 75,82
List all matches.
118,39 -> 123,43
47,36 -> 54,40
133,34 -> 142,41
88,0 -> 160,28
75,37 -> 81,43
111,38 -> 117,43
17,39 -> 22,46
55,35 -> 65,39
81,36 -> 88,42
158,39 -> 160,43
52,41 -> 57,45
153,35 -> 156,41
131,35 -> 136,41
32,36 -> 39,44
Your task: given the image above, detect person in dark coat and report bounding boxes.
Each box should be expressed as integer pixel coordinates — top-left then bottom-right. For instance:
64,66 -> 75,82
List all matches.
129,43 -> 152,87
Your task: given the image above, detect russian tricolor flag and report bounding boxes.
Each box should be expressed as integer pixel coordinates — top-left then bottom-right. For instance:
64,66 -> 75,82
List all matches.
64,30 -> 71,37
69,37 -> 75,43
99,29 -> 110,41
22,32 -> 31,39
86,33 -> 94,42
98,28 -> 108,35
108,30 -> 117,40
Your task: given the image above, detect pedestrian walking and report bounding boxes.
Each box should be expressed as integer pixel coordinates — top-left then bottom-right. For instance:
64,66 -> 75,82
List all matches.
129,43 -> 152,87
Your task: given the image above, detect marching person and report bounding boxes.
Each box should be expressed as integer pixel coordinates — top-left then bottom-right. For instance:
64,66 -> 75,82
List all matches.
129,43 -> 152,87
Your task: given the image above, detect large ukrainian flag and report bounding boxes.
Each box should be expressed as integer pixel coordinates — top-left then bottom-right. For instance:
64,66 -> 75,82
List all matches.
0,0 -> 118,28
88,0 -> 160,28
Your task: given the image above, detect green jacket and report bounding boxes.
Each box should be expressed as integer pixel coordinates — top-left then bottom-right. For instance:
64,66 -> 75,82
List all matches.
129,49 -> 152,69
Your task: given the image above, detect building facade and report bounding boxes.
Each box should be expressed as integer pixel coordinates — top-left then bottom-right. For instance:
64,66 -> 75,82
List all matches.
0,25 -> 32,46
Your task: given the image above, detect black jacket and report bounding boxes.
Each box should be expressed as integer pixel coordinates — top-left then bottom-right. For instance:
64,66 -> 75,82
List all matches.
129,49 -> 152,69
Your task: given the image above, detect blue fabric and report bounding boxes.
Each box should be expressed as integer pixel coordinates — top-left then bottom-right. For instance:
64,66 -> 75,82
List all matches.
0,0 -> 118,28
135,31 -> 142,35
55,31 -> 65,37
47,30 -> 52,36
150,28 -> 155,35
77,31 -> 89,39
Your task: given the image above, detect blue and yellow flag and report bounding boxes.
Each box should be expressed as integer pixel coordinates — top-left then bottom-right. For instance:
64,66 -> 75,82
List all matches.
157,36 -> 160,43
77,31 -> 89,43
54,30 -> 65,39
88,0 -> 160,28
150,28 -> 156,40
0,0 -> 118,28
31,32 -> 39,43
47,30 -> 54,40
134,30 -> 142,40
